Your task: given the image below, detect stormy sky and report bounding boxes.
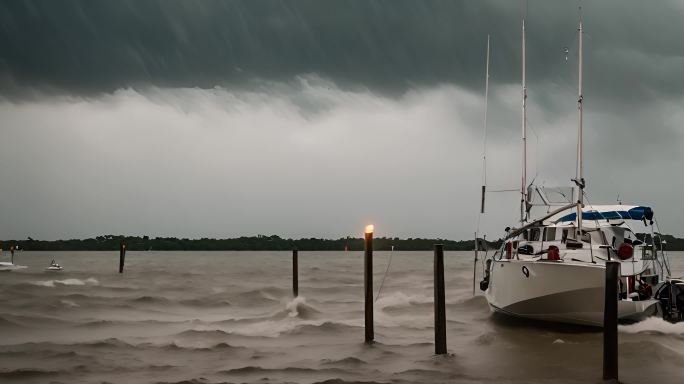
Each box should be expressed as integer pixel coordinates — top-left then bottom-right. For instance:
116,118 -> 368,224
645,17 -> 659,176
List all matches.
0,0 -> 682,240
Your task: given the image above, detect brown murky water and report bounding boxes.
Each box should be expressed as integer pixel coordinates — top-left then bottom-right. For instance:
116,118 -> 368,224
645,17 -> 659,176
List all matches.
1,251 -> 683,383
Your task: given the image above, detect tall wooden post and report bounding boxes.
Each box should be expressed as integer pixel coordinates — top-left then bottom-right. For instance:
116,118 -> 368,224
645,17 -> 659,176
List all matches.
434,244 -> 447,355
364,225 -> 374,344
119,242 -> 126,273
292,250 -> 299,297
603,261 -> 619,381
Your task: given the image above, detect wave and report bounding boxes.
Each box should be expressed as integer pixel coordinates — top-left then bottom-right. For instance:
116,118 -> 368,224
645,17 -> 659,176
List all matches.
134,341 -> 239,352
31,277 -> 99,287
0,316 -> 25,328
313,380 -> 390,384
218,366 -> 348,376
234,288 -> 286,303
175,329 -> 231,338
60,299 -> 79,308
282,296 -> 320,319
0,349 -> 81,359
448,295 -> 488,309
320,357 -> 367,366
153,380 -> 225,384
282,321 -> 359,335
0,368 -> 63,378
130,295 -> 173,304
0,313 -> 75,328
375,292 -> 432,310
79,319 -> 184,328
179,298 -> 232,307
619,339 -> 684,363
619,316 -> 684,336
85,338 -> 135,348
220,316 -> 360,338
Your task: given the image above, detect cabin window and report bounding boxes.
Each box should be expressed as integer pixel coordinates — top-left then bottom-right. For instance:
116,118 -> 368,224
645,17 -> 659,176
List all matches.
523,230 -> 529,241
545,227 -> 556,241
530,228 -> 541,241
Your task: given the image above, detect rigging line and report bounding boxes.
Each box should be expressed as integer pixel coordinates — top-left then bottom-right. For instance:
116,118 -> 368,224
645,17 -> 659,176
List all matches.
526,119 -> 541,178
375,249 -> 394,302
488,188 -> 519,193
653,218 -> 673,275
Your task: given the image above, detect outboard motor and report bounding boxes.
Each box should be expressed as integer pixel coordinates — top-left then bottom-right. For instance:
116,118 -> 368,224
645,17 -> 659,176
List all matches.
655,278 -> 684,323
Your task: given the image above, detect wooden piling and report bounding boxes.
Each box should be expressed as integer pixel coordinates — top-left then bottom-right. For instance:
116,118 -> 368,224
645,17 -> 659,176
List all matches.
364,229 -> 374,344
434,244 -> 447,355
603,261 -> 619,381
119,243 -> 126,273
292,250 -> 299,297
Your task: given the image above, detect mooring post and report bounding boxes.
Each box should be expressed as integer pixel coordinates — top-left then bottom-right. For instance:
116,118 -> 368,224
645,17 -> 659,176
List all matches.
119,242 -> 126,273
364,225 -> 374,344
434,243 -> 447,355
292,249 -> 299,297
603,261 -> 619,381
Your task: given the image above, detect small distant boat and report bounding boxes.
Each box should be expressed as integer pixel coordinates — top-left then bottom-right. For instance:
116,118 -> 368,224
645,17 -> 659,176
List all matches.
45,259 -> 64,271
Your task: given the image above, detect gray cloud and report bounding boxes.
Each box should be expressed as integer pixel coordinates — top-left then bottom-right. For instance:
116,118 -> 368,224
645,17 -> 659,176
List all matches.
0,1 -> 682,240
0,81 -> 682,240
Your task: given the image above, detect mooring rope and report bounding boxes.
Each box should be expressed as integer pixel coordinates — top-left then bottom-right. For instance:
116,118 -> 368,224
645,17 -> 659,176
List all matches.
375,249 -> 394,302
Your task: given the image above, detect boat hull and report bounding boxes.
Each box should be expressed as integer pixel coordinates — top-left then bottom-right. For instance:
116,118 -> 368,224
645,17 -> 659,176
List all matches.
485,260 -> 657,326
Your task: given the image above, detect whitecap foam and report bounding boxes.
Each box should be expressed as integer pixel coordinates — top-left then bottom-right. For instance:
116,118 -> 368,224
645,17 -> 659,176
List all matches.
32,277 -> 100,287
619,317 -> 684,335
226,318 -> 361,338
285,296 -> 307,317
375,291 -> 431,310
60,299 -> 79,308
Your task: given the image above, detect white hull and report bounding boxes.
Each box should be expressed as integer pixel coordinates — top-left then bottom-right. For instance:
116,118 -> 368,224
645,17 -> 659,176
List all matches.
485,260 -> 657,326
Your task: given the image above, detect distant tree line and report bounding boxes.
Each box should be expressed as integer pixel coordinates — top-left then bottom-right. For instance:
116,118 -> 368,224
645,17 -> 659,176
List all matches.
1,234 -> 501,252
2,233 -> 682,252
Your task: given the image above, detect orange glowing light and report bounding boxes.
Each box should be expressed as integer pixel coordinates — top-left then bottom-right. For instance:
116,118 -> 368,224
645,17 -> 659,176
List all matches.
365,224 -> 374,234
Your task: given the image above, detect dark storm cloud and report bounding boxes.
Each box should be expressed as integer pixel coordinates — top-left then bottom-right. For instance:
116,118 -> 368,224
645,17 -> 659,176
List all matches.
1,0 -> 683,101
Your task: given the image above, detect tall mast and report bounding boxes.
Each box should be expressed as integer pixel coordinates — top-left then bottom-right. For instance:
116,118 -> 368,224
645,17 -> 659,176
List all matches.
479,35 -> 490,216
520,16 -> 528,224
483,34 -> 490,186
575,11 -> 584,237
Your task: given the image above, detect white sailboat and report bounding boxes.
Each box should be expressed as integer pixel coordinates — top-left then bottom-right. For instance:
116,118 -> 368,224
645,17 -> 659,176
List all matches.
478,14 -> 673,326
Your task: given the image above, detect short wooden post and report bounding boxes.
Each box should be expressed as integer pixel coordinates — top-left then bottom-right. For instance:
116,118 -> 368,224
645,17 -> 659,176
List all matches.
434,244 -> 447,354
292,249 -> 299,297
119,243 -> 126,273
603,261 -> 619,381
364,225 -> 374,344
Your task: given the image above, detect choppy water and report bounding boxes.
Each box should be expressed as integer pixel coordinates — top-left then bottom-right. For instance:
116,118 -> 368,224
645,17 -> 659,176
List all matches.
0,251 -> 683,384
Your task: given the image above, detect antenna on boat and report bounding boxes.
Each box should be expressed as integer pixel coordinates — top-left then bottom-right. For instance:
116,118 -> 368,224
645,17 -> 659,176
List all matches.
573,7 -> 585,237
520,6 -> 528,224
